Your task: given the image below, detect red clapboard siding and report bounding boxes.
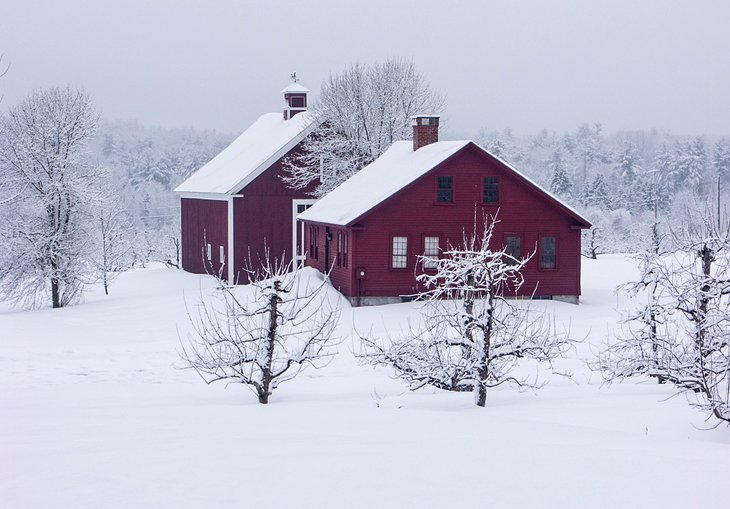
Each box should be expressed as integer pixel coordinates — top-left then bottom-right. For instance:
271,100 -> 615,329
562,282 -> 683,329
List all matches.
181,198 -> 228,275
231,144 -> 317,282
305,144 -> 584,300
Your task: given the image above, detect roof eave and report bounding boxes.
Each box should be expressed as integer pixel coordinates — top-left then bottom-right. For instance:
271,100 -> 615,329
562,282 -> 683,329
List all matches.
223,116 -> 323,195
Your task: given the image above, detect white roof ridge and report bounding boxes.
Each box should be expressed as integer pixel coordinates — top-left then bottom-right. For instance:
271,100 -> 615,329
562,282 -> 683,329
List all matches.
298,138 -> 590,227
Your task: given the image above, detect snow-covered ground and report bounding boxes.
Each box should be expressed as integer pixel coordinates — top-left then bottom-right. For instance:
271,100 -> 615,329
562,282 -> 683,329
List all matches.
1,255 -> 728,509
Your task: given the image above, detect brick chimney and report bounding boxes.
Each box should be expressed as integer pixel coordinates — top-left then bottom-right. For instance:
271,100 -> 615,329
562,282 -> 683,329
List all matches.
412,115 -> 440,150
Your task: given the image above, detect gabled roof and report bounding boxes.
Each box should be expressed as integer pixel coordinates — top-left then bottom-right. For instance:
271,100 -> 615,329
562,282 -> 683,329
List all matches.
298,140 -> 591,228
175,111 -> 320,195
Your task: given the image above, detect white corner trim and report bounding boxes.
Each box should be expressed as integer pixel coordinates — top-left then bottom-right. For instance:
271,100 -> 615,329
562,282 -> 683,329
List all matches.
227,196 -> 235,284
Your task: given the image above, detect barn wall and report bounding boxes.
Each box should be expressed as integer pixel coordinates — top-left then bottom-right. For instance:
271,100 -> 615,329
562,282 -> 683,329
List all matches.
308,145 -> 584,300
231,144 -> 317,282
181,198 -> 228,275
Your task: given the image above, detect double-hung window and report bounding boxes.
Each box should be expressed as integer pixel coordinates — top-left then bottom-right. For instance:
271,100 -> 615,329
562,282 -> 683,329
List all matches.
392,236 -> 408,269
505,235 -> 521,265
436,176 -> 453,203
540,236 -> 557,270
423,236 -> 440,269
483,177 -> 499,203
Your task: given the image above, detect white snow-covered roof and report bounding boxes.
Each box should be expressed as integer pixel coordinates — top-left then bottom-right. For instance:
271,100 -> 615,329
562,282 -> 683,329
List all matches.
298,140 -> 591,227
281,83 -> 310,94
175,111 -> 320,195
298,140 -> 470,226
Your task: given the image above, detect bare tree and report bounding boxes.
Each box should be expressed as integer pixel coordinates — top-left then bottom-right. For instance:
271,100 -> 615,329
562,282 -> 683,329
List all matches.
282,58 -> 443,197
595,211 -> 730,424
181,257 -> 341,404
92,190 -> 135,295
0,86 -> 103,308
360,214 -> 572,407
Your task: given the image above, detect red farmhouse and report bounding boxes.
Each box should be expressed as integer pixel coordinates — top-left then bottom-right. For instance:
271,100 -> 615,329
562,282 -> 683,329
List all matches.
174,82 -> 320,283
298,116 -> 591,305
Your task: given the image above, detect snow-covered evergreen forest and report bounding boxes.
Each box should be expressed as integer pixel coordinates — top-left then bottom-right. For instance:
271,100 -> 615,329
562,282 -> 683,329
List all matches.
91,120 -> 232,268
99,117 -> 730,266
477,125 -> 730,255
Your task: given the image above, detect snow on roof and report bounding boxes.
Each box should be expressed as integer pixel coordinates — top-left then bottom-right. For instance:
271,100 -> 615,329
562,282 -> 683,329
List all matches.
298,140 -> 470,226
298,139 -> 591,228
175,111 -> 320,195
281,83 -> 310,94
485,150 -> 591,227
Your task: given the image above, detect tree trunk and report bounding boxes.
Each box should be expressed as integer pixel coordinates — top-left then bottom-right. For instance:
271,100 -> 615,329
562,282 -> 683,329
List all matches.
51,278 -> 61,308
259,281 -> 281,404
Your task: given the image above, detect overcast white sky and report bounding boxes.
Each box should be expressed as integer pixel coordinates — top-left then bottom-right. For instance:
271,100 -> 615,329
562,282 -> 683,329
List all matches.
1,0 -> 728,137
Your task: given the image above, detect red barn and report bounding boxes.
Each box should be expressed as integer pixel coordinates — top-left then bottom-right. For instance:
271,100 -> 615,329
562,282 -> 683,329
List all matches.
298,116 -> 591,305
174,82 -> 320,283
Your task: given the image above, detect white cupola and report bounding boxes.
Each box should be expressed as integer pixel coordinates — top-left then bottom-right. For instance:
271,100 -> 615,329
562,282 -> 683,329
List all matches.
282,74 -> 309,120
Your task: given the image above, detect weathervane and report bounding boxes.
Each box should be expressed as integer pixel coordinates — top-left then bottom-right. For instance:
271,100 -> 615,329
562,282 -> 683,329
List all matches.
290,72 -> 298,83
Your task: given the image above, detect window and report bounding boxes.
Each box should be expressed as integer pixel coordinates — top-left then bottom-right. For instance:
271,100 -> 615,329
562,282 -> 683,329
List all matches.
423,236 -> 440,269
219,246 -> 225,264
337,232 -> 343,267
391,236 -> 408,269
309,226 -> 319,260
540,236 -> 557,270
343,232 -> 348,268
483,177 -> 499,203
505,235 -> 520,265
206,243 -> 212,261
289,95 -> 306,108
436,176 -> 453,203
297,203 -> 311,214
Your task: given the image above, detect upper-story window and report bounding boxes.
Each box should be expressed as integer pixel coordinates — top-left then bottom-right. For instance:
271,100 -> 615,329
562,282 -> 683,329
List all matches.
483,177 -> 499,203
289,94 -> 306,108
436,176 -> 453,203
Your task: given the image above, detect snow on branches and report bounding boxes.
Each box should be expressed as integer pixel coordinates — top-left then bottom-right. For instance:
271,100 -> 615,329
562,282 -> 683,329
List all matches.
360,213 -> 572,407
596,211 -> 730,424
281,58 -> 443,197
181,258 -> 342,404
0,86 -> 103,308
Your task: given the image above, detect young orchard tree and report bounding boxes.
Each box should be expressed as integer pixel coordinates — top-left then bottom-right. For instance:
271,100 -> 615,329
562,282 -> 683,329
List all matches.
0,86 -> 103,308
282,58 -> 443,197
360,214 -> 572,407
595,212 -> 730,424
92,190 -> 135,295
181,257 -> 341,404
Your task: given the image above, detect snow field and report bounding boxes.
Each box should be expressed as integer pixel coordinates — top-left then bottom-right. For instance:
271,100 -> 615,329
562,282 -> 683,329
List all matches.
1,256 -> 728,509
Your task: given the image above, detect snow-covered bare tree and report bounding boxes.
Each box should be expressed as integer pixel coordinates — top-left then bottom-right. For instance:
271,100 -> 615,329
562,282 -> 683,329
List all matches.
282,58 -> 443,196
360,214 -> 572,407
92,189 -> 135,295
595,211 -> 730,424
181,258 -> 341,404
0,86 -> 104,308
